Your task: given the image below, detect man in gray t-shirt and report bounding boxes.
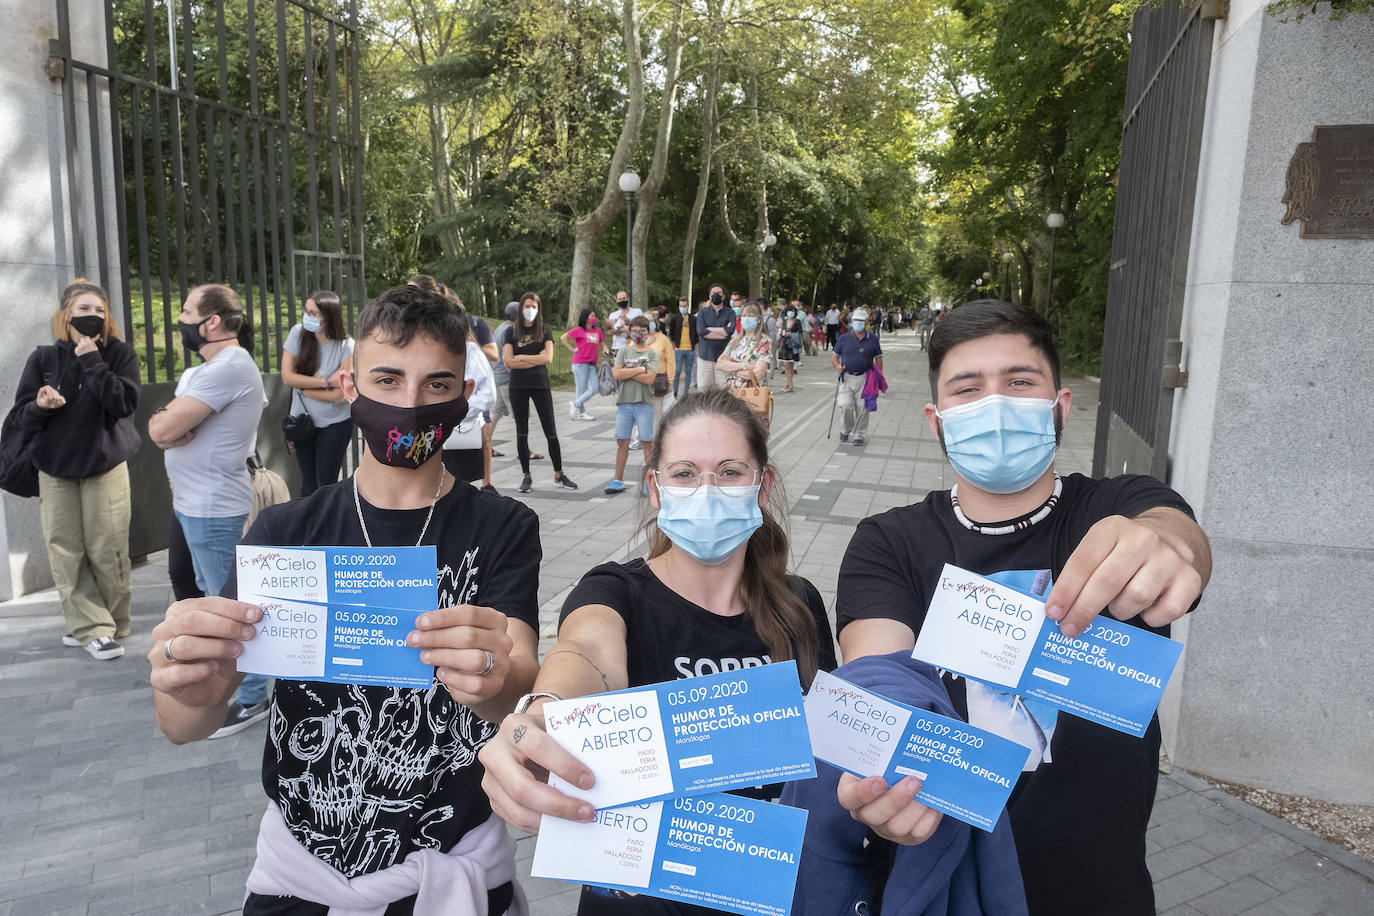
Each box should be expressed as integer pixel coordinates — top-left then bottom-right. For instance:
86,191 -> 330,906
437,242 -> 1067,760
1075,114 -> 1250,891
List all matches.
149,284 -> 267,737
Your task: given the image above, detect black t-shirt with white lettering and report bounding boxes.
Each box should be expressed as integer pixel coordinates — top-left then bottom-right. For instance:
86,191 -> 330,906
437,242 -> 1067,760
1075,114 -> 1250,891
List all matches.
560,558 -> 837,916
837,472 -> 1195,916
228,477 -> 539,907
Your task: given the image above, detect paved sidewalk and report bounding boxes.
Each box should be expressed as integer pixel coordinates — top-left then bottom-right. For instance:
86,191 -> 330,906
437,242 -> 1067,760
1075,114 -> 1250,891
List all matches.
1,331 -> 1369,914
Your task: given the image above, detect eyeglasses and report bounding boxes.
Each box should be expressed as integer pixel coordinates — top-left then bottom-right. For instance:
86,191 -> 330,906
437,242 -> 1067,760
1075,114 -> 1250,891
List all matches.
653,460 -> 762,495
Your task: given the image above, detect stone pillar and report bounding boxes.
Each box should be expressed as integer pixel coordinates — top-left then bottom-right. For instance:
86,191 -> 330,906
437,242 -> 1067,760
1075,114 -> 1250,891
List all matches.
0,0 -> 118,600
1162,0 -> 1374,804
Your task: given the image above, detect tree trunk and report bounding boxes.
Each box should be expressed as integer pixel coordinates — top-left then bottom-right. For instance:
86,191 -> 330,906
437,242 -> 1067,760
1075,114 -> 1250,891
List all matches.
630,0 -> 685,313
568,0 -> 646,325
679,58 -> 722,300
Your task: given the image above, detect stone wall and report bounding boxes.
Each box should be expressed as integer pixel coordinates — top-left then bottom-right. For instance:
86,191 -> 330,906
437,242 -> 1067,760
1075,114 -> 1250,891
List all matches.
1163,0 -> 1374,804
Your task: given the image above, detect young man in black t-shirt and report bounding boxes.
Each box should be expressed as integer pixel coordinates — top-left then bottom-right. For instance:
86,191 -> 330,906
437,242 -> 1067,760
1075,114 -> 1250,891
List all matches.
835,300 -> 1211,916
148,285 -> 541,915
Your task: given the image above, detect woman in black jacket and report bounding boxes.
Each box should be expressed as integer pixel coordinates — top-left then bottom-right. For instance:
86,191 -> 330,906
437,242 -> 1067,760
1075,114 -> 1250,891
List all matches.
13,280 -> 141,659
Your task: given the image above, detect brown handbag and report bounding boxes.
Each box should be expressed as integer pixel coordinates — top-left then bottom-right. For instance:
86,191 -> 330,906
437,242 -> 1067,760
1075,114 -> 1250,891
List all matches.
729,377 -> 774,430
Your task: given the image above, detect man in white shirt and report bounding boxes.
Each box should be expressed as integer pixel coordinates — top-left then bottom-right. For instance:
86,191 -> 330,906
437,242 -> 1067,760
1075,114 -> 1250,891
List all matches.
825,304 -> 841,350
609,291 -> 642,353
149,284 -> 267,738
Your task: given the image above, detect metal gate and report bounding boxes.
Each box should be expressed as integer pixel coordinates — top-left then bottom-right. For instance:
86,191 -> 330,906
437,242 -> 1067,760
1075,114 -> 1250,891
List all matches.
49,0 -> 364,555
1092,1 -> 1221,480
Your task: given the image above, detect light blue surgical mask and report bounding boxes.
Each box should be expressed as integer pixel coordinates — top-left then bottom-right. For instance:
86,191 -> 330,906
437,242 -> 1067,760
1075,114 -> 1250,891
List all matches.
655,484 -> 763,565
852,320 -> 866,332
937,395 -> 1058,494
741,317 -> 759,332
302,314 -> 322,333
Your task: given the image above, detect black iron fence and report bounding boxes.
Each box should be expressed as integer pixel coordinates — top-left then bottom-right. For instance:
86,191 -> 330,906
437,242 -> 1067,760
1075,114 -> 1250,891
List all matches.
1093,1 -> 1220,480
54,0 -> 364,384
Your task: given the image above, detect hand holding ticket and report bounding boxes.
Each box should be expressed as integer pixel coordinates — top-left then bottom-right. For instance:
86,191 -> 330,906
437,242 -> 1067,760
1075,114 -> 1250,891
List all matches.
913,564 -> 1184,736
541,662 -> 814,810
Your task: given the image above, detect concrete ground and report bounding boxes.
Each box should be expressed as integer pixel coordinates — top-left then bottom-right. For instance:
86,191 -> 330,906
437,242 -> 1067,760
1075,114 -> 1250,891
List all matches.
1,331 -> 1370,915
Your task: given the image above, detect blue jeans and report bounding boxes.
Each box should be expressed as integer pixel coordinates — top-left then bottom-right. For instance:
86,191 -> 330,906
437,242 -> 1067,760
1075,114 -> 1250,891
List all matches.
615,402 -> 655,441
673,349 -> 696,395
572,362 -> 598,411
175,510 -> 269,708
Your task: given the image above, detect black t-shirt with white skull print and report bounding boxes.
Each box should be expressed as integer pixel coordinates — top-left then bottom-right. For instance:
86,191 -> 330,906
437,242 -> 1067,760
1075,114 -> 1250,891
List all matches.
227,477 -> 540,880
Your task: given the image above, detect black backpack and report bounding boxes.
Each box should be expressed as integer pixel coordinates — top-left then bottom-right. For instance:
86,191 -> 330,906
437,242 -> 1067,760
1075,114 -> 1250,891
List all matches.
0,347 -> 57,498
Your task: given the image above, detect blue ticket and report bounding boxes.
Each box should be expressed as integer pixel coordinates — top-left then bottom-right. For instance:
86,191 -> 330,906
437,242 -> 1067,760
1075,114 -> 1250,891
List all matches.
543,662 -> 814,811
913,564 -> 1184,737
804,671 -> 1025,831
533,793 -> 807,916
236,598 -> 434,688
235,545 -> 439,688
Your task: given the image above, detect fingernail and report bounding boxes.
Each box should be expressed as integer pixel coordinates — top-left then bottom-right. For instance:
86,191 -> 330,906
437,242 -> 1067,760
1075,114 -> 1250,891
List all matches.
1045,603 -> 1063,620
230,644 -> 242,657
1060,622 -> 1081,637
578,804 -> 594,821
578,773 -> 594,789
406,632 -> 420,646
417,614 -> 430,628
245,607 -> 261,621
242,626 -> 256,639
420,650 -> 432,664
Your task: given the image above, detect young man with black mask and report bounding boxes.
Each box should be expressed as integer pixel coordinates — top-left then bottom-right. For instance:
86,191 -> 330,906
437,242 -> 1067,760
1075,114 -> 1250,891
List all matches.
833,300 -> 1211,916
148,285 -> 541,915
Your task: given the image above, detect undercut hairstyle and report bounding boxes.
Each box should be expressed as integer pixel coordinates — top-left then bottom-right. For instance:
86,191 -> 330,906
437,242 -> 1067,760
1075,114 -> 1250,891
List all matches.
641,388 -> 821,688
52,279 -> 121,342
295,289 -> 346,377
356,284 -> 469,361
928,299 -> 1060,400
192,284 -> 247,333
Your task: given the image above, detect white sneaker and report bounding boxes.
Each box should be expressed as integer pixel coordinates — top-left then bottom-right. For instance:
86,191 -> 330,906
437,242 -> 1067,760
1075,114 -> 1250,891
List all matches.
83,636 -> 124,660
578,411 -> 595,421
569,401 -> 579,420
629,438 -> 641,450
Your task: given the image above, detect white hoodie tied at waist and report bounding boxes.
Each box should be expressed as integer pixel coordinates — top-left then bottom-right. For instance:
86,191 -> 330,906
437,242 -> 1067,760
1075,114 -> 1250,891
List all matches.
246,801 -> 529,916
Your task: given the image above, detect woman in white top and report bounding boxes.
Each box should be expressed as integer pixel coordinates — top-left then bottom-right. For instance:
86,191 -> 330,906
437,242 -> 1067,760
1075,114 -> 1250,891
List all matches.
280,290 -> 354,496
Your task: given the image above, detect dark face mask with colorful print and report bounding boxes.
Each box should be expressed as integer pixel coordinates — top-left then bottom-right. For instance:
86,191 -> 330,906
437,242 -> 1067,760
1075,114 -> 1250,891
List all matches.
349,388 -> 469,469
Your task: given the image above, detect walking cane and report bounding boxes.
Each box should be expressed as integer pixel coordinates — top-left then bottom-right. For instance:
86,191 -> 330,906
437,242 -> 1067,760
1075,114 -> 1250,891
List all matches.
827,372 -> 842,439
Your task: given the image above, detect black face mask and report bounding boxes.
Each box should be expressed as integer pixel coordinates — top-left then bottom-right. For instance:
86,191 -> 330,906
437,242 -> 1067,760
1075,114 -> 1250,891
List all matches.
616,300 -> 629,308
179,318 -> 210,354
710,292 -> 723,305
70,315 -> 106,340
350,388 -> 469,470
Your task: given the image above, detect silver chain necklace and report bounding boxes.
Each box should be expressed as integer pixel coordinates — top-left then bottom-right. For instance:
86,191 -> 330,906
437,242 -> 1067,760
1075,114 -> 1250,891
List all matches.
352,471 -> 446,548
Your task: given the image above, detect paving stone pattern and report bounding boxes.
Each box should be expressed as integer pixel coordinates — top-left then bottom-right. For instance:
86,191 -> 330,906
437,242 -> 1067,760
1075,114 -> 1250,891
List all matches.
1,332 -> 1368,914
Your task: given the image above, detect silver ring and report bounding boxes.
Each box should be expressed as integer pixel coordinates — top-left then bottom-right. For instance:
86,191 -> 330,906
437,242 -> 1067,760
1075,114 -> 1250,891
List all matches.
478,649 -> 495,677
163,636 -> 180,663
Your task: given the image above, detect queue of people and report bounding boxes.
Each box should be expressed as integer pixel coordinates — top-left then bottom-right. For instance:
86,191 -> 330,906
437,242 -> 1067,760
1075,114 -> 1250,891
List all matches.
6,278 -> 1211,916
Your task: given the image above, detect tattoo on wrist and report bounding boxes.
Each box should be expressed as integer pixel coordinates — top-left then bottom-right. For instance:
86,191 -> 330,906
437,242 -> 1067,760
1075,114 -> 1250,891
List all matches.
547,649 -> 611,691
513,724 -> 527,744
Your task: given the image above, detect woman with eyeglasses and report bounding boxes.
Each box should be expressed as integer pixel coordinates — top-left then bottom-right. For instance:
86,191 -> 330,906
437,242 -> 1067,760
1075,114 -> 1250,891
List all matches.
479,387 -> 835,916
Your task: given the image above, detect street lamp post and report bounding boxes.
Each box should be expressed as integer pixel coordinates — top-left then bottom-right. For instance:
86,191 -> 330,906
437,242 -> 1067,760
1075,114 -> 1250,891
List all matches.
1002,251 -> 1015,303
618,169 -> 641,311
762,232 -> 777,305
1046,211 -> 1065,327
854,271 -> 862,307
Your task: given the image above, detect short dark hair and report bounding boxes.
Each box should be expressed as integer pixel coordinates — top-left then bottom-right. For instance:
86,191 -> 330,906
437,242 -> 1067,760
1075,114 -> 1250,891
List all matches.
356,284 -> 469,361
192,284 -> 246,333
928,299 -> 1059,400
629,315 -> 651,331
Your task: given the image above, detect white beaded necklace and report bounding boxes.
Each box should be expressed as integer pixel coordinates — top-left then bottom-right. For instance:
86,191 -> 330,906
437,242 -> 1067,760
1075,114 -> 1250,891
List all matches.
950,474 -> 1062,536
352,471 -> 446,548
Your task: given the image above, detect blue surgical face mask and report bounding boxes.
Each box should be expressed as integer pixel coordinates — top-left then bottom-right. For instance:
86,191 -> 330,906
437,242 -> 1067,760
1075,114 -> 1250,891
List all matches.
937,394 -> 1058,494
852,320 -> 866,332
741,316 -> 759,332
302,314 -> 322,333
655,484 -> 763,565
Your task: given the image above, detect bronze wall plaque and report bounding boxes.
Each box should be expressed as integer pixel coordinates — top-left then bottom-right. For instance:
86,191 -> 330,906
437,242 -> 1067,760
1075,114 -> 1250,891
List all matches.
1281,125 -> 1374,239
